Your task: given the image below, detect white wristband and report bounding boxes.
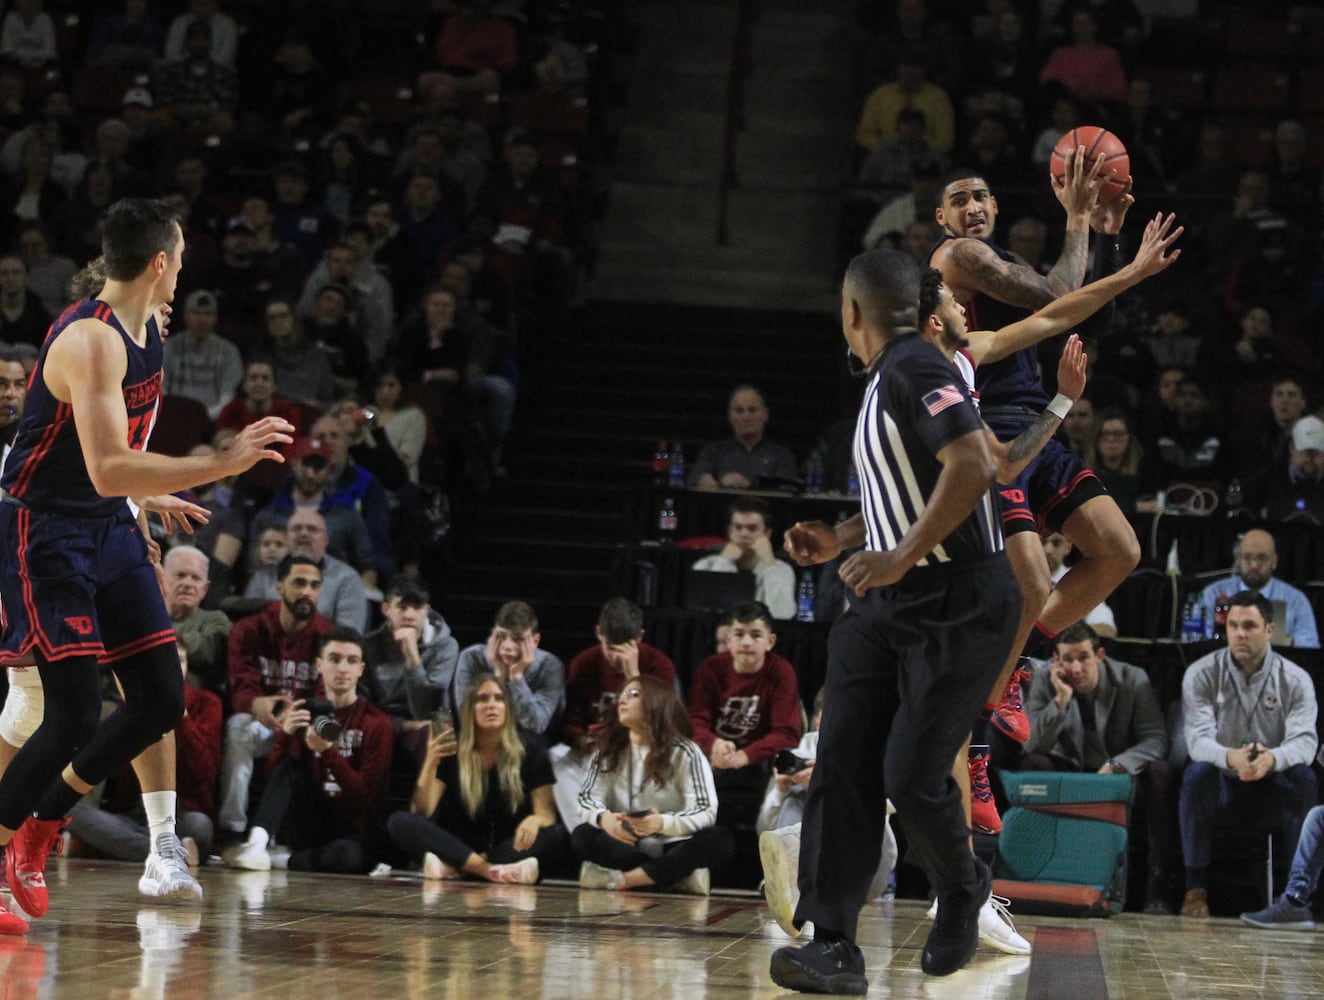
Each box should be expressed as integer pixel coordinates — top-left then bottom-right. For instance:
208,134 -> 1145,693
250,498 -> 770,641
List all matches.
1046,394 -> 1072,420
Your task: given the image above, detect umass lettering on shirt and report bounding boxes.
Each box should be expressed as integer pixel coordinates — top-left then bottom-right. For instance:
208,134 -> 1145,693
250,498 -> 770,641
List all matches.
319,727 -> 365,798
715,695 -> 762,742
257,656 -> 317,695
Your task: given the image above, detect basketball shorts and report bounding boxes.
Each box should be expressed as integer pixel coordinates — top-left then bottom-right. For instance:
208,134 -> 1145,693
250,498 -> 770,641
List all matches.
0,503 -> 175,667
984,411 -> 1108,537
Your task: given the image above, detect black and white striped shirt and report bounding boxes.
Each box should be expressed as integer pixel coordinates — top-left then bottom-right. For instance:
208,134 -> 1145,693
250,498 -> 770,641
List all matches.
853,335 -> 1004,567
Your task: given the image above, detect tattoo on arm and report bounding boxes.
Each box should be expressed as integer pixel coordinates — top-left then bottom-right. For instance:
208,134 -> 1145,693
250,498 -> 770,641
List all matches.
1006,411 -> 1062,465
1044,230 -> 1090,298
948,240 -> 1056,309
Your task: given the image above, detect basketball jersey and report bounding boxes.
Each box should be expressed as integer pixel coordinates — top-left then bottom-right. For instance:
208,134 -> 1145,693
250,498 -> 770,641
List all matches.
931,234 -> 1048,413
1,298 -> 162,516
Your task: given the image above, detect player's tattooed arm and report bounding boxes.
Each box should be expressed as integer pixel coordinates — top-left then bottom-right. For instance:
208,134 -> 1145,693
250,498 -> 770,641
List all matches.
947,238 -> 1078,310
996,410 -> 1064,484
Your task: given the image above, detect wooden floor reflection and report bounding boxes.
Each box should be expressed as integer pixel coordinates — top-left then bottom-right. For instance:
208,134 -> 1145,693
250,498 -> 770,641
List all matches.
3,858 -> 1323,998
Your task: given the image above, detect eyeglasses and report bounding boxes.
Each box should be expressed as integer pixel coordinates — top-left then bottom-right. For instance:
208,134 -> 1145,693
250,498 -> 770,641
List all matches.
620,688 -> 643,700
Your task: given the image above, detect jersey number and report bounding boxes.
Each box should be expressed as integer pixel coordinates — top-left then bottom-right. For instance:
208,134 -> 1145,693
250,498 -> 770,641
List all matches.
126,412 -> 152,450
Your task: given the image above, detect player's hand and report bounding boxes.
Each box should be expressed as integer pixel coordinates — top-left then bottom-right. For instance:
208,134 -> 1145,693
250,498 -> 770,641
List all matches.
226,417 -> 295,474
784,521 -> 840,566
137,493 -> 211,534
1052,146 -> 1105,218
1056,334 -> 1087,401
1129,212 -> 1182,275
839,549 -> 906,595
1089,177 -> 1135,234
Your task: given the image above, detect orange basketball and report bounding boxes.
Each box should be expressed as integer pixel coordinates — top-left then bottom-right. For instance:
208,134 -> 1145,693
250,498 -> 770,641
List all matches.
1049,125 -> 1130,203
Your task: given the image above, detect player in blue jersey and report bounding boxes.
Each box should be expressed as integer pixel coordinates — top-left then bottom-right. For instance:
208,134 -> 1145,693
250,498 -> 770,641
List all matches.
0,199 -> 291,930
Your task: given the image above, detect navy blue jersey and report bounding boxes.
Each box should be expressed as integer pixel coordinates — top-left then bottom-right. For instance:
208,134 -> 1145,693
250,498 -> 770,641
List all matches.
854,334 -> 1003,568
1,298 -> 162,516
931,234 -> 1048,414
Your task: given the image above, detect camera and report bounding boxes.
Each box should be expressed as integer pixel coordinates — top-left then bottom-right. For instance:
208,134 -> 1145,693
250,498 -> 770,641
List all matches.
301,698 -> 343,742
774,749 -> 810,775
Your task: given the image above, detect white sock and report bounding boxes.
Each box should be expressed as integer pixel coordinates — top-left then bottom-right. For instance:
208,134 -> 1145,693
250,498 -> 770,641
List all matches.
246,827 -> 269,850
141,791 -> 177,848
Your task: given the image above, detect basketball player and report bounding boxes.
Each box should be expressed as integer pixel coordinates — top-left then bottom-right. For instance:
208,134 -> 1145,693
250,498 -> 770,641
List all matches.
0,200 -> 291,932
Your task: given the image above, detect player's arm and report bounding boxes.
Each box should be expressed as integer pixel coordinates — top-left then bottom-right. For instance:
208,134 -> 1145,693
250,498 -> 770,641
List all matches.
989,335 -> 1087,484
48,319 -> 293,498
968,213 -> 1182,366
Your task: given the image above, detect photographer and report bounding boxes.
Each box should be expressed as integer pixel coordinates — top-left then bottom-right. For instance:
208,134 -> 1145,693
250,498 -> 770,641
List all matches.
224,628 -> 392,872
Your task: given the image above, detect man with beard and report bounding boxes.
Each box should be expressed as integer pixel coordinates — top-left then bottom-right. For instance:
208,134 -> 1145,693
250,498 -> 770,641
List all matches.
0,346 -> 26,456
218,554 -> 333,844
1195,529 -> 1318,648
243,507 -> 369,631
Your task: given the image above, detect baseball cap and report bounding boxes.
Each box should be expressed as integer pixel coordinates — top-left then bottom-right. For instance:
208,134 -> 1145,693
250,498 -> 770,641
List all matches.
226,216 -> 256,235
122,87 -> 153,108
291,437 -> 328,463
1292,415 -> 1324,452
184,289 -> 216,311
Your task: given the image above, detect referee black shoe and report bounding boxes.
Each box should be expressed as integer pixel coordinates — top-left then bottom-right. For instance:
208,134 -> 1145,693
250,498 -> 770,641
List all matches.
922,856 -> 992,976
769,937 -> 868,995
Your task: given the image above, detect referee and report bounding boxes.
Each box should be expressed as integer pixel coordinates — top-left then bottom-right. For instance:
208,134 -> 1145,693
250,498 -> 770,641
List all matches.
769,249 -> 1021,994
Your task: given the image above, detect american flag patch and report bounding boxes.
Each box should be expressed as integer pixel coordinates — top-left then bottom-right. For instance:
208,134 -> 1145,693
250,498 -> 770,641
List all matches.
922,384 -> 965,416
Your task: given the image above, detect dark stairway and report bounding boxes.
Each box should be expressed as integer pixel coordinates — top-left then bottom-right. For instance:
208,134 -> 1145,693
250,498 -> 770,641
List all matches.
430,300 -> 846,657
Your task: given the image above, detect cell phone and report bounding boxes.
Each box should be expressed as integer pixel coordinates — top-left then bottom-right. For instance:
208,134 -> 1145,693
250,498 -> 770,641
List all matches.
774,749 -> 809,775
430,709 -> 454,737
627,809 -> 651,818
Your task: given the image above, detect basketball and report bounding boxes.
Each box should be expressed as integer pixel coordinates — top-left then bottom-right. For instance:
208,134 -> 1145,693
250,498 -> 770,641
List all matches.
1049,125 -> 1130,202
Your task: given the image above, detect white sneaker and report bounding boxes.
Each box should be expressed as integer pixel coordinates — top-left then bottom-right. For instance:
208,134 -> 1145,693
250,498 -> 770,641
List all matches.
222,839 -> 272,872
673,867 -> 710,896
267,845 -> 292,871
488,857 -> 539,884
759,826 -> 801,938
578,861 -> 625,890
925,893 -> 1032,955
139,833 -> 204,902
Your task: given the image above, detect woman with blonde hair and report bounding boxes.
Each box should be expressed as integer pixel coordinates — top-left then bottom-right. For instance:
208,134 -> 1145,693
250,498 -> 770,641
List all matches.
387,673 -> 566,884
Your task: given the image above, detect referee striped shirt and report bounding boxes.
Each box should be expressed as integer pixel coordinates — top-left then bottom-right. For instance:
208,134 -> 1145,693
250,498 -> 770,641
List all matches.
853,334 -> 1004,567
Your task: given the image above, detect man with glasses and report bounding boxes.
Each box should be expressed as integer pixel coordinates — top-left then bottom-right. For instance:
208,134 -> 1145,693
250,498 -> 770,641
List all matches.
1195,529 -> 1318,648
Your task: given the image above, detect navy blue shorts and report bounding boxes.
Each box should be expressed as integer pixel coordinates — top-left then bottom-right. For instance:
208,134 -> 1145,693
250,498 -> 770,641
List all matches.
0,502 -> 174,666
984,411 -> 1108,537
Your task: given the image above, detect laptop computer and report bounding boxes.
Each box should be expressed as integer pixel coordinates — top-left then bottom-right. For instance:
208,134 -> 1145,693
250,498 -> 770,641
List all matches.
1271,599 -> 1291,645
684,568 -> 756,613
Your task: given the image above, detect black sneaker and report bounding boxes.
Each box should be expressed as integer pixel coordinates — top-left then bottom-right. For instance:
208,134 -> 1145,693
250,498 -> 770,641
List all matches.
769,938 -> 868,995
922,856 -> 991,976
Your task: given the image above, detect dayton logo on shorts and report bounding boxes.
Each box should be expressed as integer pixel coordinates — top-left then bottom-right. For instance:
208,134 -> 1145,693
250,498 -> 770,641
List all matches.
922,384 -> 964,416
63,616 -> 95,636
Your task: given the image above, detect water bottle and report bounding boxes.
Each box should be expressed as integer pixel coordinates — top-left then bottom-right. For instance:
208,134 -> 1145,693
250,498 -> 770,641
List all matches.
1212,593 -> 1231,641
668,444 -> 685,487
1225,478 -> 1243,518
845,461 -> 860,497
657,496 -> 677,541
652,440 -> 669,484
1180,592 -> 1205,642
804,450 -> 824,496
796,570 -> 816,622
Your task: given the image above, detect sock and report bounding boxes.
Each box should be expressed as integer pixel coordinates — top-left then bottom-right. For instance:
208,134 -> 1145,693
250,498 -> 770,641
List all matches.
245,827 -> 269,850
971,715 -> 992,746
141,791 -> 177,848
34,779 -> 82,822
1021,622 -> 1057,659
1185,867 -> 1207,892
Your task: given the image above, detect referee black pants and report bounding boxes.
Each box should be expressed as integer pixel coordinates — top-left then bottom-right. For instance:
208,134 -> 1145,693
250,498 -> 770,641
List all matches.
793,553 -> 1020,941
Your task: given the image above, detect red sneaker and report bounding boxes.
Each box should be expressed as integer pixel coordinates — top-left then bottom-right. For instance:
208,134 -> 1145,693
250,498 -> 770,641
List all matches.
988,661 -> 1033,745
968,747 -> 1002,835
5,817 -> 67,918
0,897 -> 29,936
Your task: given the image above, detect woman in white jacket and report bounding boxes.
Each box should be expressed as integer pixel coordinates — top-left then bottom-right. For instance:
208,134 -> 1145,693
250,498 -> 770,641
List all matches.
574,674 -> 733,894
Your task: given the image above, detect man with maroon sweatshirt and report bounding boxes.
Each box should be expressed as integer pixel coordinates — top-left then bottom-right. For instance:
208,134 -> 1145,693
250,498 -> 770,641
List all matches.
550,598 -> 678,829
218,554 -> 334,842
224,627 -> 392,872
688,601 -> 803,829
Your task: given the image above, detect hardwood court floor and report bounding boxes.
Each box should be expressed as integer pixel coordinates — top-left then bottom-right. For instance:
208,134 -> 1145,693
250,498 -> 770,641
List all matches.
1,858 -> 1322,999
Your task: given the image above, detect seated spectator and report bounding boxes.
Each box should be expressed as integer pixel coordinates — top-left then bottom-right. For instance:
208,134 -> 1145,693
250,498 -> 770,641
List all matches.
688,385 -> 797,490
298,240 -> 394,365
454,601 -> 565,738
215,360 -> 305,461
387,673 -> 566,884
1153,376 -> 1227,494
223,628 -> 392,873
854,47 -> 954,155
161,288 -> 243,421
1194,529 -> 1319,648
360,574 -> 461,754
360,194 -> 423,316
1231,375 -> 1309,504
1038,7 -> 1127,105
267,36 -> 335,144
0,253 -> 50,348
574,674 -> 731,894
432,1 -> 519,93
1042,533 -> 1116,638
854,109 -> 948,202
1022,623 -> 1174,912
1062,395 -> 1095,457
398,172 -> 459,275
163,0 -> 237,67
0,0 -> 57,69
271,159 -> 336,270
1179,592 -> 1319,918
302,283 -> 369,399
366,359 -> 429,485
687,601 -> 802,830
860,162 -> 943,252
757,689 -> 899,936
551,598 -> 677,830
220,555 -> 335,843
210,217 -> 279,350
1257,416 -> 1324,523
237,196 -> 307,300
68,640 -> 219,867
1242,801 -> 1324,930
163,545 -> 232,696
252,298 -> 338,410
153,19 -> 238,142
1086,408 -> 1161,514
310,413 -> 395,582
244,507 -> 369,631
87,1 -> 166,73
690,497 -> 797,620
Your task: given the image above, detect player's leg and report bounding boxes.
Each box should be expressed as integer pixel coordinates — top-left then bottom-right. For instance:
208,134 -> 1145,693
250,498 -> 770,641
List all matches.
1041,494 -> 1140,634
0,667 -> 47,935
